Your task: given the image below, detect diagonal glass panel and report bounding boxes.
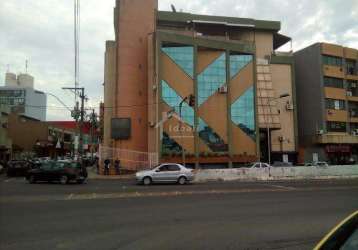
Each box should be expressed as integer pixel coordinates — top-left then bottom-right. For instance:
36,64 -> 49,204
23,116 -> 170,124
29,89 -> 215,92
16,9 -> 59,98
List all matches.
162,132 -> 182,154
198,118 -> 228,152
230,54 -> 253,79
198,53 -> 226,106
231,86 -> 255,140
161,80 -> 194,126
162,46 -> 194,78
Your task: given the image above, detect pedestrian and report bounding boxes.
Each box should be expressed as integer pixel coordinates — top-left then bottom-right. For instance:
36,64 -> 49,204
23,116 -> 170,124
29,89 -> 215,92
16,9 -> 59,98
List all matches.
104,158 -> 110,175
114,159 -> 121,175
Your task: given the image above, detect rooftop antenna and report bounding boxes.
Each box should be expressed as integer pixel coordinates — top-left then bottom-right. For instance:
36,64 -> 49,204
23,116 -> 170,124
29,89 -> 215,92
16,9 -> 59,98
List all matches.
6,64 -> 10,73
171,4 -> 177,13
25,60 -> 28,73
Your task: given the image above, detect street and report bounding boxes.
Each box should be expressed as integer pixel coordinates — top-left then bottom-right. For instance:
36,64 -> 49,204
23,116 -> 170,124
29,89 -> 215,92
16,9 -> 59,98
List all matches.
1,177 -> 358,250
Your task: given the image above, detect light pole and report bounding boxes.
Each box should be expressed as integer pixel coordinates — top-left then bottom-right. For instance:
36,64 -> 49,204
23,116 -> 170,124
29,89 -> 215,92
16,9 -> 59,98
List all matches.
266,93 -> 290,165
179,97 -> 188,167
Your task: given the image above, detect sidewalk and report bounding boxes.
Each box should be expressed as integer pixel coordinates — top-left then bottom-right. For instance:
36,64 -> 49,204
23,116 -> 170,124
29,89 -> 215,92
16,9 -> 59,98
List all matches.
87,166 -> 134,180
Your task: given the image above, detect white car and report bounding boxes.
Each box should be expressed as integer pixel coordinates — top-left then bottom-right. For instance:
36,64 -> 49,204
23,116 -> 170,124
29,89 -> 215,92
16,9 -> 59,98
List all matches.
136,163 -> 195,185
250,162 -> 272,169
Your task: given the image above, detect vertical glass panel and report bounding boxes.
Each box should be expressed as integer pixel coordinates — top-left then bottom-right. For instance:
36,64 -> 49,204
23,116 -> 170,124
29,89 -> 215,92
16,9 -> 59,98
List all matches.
162,46 -> 194,78
162,132 -> 182,154
161,80 -> 194,126
231,86 -> 255,140
230,54 -> 253,78
198,53 -> 226,106
198,118 -> 228,152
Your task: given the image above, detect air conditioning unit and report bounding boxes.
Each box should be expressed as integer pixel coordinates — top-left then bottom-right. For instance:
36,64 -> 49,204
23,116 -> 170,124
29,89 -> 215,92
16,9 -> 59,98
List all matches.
352,82 -> 357,88
347,91 -> 352,96
316,129 -> 324,135
278,136 -> 284,142
286,102 -> 294,110
218,85 -> 228,93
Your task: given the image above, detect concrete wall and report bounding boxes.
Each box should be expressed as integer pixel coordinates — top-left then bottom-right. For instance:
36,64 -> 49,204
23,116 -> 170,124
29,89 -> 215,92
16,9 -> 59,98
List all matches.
25,89 -> 46,121
113,0 -> 157,156
195,165 -> 358,182
103,41 -> 116,148
294,44 -> 324,145
270,64 -> 296,153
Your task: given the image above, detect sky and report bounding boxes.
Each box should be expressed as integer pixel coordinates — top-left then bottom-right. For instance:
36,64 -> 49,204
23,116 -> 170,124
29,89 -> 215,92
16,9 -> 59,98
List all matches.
0,0 -> 357,121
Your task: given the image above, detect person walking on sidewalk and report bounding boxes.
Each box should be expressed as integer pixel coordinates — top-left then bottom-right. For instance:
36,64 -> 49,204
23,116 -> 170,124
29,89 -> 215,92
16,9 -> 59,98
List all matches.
114,160 -> 121,175
104,159 -> 110,175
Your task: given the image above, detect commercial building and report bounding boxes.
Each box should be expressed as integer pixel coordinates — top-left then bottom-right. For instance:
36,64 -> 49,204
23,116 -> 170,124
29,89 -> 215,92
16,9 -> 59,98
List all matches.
4,111 -> 98,158
0,104 -> 12,162
294,42 -> 358,164
103,0 -> 297,169
0,72 -> 47,121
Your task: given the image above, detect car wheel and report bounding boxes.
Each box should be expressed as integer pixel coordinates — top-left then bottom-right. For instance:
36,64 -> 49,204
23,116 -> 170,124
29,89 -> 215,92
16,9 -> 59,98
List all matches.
143,177 -> 152,185
28,175 -> 36,184
60,175 -> 69,185
178,176 -> 187,185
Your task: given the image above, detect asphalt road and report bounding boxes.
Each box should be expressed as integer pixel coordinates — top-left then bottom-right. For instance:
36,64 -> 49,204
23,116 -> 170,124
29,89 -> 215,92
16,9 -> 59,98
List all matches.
1,177 -> 358,250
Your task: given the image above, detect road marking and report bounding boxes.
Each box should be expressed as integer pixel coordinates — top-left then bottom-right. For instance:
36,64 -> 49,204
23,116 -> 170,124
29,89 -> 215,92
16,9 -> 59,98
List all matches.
267,184 -> 297,190
4,179 -> 13,183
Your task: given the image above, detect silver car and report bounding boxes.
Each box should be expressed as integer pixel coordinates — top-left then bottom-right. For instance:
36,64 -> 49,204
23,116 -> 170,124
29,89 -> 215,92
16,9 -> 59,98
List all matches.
136,163 -> 194,185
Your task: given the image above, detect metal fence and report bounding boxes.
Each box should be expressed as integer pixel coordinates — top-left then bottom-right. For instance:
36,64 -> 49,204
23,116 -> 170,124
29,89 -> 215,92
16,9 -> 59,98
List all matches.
99,145 -> 159,171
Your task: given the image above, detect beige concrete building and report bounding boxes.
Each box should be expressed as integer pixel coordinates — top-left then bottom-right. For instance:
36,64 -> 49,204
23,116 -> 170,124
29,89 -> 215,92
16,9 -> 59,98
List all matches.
103,0 -> 298,170
295,42 -> 358,164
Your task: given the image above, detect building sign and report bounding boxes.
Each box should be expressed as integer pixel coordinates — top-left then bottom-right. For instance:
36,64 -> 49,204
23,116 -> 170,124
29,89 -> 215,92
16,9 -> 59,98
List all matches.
325,145 -> 351,153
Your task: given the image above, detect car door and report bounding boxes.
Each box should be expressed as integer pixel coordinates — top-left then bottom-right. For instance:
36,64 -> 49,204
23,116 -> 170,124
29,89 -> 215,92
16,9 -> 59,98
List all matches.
152,165 -> 170,182
167,164 -> 181,182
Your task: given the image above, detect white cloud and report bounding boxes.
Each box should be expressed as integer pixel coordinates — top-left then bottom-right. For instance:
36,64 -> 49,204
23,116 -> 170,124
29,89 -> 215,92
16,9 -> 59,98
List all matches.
0,0 -> 357,120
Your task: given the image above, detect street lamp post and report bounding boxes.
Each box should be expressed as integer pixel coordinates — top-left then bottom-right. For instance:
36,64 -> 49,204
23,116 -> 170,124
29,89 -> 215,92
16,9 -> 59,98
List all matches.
266,93 -> 290,165
179,97 -> 188,167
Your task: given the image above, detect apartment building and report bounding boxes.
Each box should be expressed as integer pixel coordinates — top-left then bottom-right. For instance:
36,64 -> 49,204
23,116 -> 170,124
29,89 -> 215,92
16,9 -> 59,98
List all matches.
294,42 -> 358,164
103,0 -> 297,169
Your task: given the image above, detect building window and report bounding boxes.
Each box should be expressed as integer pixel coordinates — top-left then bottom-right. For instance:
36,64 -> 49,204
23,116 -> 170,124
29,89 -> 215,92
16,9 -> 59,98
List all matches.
198,118 -> 228,152
161,80 -> 194,126
347,80 -> 358,96
324,77 -> 344,88
198,53 -> 226,106
230,54 -> 253,78
349,102 -> 358,117
162,46 -> 194,78
346,59 -> 357,75
322,55 -> 342,67
327,122 -> 346,132
231,86 -> 255,140
325,99 -> 345,110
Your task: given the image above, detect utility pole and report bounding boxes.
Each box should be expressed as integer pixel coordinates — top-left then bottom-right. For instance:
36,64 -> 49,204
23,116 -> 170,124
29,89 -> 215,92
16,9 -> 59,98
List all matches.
63,87 -> 86,158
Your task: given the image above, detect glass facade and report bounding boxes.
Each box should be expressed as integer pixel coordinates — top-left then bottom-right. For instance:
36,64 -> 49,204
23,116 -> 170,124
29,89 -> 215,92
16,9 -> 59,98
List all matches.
230,55 -> 253,78
162,46 -> 194,78
161,80 -> 194,126
198,53 -> 226,106
162,132 -> 182,154
160,45 -> 256,156
198,118 -> 228,152
231,86 -> 255,140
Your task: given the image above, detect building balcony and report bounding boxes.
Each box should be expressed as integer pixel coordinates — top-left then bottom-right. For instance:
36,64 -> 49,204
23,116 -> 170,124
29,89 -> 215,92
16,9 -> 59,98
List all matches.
315,132 -> 358,144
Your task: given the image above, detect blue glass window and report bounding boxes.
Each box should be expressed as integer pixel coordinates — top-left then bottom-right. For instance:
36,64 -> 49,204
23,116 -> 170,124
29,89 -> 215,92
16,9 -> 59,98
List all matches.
162,46 -> 194,78
230,55 -> 253,78
231,86 -> 255,140
162,132 -> 182,154
161,80 -> 194,126
198,53 -> 226,106
198,118 -> 228,152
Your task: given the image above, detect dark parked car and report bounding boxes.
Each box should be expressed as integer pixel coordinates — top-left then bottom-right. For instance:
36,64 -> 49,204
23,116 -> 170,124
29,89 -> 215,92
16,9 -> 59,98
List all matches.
26,161 -> 87,184
6,160 -> 33,177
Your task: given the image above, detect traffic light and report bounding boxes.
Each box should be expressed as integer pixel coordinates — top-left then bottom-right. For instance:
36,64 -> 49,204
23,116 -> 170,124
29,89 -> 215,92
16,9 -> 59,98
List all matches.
188,94 -> 195,107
